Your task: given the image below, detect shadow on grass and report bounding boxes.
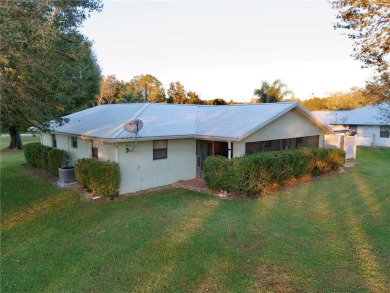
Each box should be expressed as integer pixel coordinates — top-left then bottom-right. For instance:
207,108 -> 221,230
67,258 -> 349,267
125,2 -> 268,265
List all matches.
2,147 -> 390,292
1,190 -> 75,233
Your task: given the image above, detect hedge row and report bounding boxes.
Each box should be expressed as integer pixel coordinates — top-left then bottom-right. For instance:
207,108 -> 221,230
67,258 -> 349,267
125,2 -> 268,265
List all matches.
75,158 -> 121,199
203,148 -> 345,196
24,143 -> 68,176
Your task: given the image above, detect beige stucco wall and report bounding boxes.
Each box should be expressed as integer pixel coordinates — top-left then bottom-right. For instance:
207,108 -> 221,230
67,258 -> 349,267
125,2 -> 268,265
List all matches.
42,133 -> 92,166
69,138 -> 91,165
233,109 -> 325,157
42,134 -> 197,194
117,139 -> 196,194
41,133 -> 52,147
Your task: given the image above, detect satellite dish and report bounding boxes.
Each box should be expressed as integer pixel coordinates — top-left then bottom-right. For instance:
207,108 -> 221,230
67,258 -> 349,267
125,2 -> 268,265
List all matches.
123,119 -> 143,134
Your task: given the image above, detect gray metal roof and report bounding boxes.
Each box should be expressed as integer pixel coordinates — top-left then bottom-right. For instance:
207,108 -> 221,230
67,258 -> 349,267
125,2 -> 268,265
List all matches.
312,103 -> 390,126
51,102 -> 331,141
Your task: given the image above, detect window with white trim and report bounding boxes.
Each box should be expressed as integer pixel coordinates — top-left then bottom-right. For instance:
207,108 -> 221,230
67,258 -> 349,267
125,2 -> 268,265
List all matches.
380,126 -> 390,138
52,134 -> 57,148
71,137 -> 78,148
153,140 -> 167,160
92,140 -> 98,158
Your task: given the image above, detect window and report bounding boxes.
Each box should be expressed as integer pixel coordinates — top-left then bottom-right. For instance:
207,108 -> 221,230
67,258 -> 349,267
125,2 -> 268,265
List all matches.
245,141 -> 264,155
282,138 -> 297,150
71,137 -> 78,148
264,140 -> 280,152
92,141 -> 98,158
380,126 -> 390,138
245,135 -> 320,155
153,140 -> 167,160
348,126 -> 357,133
52,134 -> 57,148
296,137 -> 305,148
306,135 -> 319,147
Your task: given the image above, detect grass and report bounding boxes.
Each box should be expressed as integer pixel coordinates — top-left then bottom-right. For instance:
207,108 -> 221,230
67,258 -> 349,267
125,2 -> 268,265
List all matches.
1,138 -> 389,292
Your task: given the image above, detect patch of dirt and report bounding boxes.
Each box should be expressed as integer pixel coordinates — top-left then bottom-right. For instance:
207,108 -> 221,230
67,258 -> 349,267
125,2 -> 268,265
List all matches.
21,164 -> 57,182
255,262 -> 304,292
0,147 -> 22,153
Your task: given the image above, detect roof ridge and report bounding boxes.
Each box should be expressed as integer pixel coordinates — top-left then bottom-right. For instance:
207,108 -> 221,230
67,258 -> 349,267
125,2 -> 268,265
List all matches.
113,103 -> 151,139
194,105 -> 201,135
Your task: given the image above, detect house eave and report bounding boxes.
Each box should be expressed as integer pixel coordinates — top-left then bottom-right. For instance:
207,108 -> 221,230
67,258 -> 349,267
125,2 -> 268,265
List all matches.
48,131 -> 241,143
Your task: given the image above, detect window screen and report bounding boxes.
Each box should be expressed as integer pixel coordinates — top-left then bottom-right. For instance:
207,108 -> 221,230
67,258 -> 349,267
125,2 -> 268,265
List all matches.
380,126 -> 390,138
92,141 -> 98,158
71,137 -> 78,148
52,134 -> 57,148
153,140 -> 167,160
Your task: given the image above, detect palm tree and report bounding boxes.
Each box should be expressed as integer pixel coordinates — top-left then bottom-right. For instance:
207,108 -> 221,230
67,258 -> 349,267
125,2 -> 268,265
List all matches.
254,79 -> 293,103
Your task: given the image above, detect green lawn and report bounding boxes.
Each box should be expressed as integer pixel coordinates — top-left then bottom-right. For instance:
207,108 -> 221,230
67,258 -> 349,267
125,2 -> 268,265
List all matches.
1,138 -> 389,292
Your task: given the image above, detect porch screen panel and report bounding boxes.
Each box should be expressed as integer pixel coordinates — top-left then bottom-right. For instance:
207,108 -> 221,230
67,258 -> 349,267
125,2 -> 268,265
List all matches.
306,135 -> 319,147
245,141 -> 264,155
264,139 -> 281,152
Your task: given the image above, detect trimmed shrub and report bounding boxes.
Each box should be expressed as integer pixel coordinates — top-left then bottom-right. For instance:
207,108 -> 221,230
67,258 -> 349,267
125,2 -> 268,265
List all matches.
75,158 -> 121,199
203,148 -> 345,196
24,143 -> 42,167
24,143 -> 68,176
47,148 -> 68,175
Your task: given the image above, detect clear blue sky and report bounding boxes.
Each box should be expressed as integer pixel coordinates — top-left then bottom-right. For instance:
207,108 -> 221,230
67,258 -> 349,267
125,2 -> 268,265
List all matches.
81,0 -> 374,102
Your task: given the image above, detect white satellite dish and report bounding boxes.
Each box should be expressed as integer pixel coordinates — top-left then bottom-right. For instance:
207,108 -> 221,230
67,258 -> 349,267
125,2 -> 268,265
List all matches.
123,119 -> 143,134
123,119 -> 143,153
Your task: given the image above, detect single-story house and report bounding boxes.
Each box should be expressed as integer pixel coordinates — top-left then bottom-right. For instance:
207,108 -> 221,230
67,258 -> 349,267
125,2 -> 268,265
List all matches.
41,102 -> 332,194
312,103 -> 390,147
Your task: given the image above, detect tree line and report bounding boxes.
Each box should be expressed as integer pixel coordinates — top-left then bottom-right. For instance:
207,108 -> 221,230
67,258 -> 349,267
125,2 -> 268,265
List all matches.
1,0 -> 389,149
96,74 -> 229,106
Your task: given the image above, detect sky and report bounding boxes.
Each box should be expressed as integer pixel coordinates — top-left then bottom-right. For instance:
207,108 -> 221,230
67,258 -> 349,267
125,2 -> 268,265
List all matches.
81,0 -> 375,103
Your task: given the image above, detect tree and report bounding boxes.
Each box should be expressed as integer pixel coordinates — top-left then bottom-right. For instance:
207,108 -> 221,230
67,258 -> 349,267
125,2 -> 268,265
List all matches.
187,91 -> 205,104
254,79 -> 293,103
210,98 -> 227,105
363,73 -> 390,103
167,81 -> 188,104
127,74 -> 166,103
97,75 -> 124,105
331,0 -> 389,120
0,0 -> 102,149
300,88 -> 372,111
331,0 -> 390,74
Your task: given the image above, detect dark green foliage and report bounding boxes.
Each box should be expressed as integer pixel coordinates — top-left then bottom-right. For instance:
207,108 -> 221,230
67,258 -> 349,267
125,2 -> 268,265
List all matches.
24,143 -> 51,169
75,158 -> 121,199
254,79 -> 293,103
47,149 -> 68,175
24,143 -> 42,167
204,148 -> 345,195
1,0 -> 102,149
24,143 -> 68,176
